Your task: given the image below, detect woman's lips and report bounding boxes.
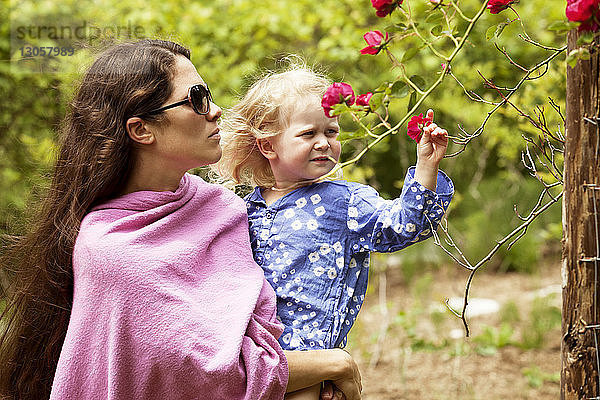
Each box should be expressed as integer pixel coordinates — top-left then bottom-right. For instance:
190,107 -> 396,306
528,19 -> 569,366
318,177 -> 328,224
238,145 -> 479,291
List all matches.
208,128 -> 220,139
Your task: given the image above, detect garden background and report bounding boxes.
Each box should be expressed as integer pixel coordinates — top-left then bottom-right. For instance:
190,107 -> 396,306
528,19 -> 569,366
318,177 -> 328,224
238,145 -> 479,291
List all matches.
1,0 -> 568,398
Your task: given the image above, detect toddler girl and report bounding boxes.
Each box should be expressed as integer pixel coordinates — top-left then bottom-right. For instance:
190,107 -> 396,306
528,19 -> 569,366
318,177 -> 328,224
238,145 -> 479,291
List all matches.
216,65 -> 454,399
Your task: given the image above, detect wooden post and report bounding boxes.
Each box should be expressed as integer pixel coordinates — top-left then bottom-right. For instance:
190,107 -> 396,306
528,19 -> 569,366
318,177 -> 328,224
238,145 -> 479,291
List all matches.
561,29 -> 600,399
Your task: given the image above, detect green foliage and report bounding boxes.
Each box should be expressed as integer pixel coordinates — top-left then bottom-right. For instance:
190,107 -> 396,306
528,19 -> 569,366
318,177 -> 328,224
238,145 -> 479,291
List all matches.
1,0 -> 565,274
472,323 -> 515,355
522,365 -> 560,388
519,295 -> 561,349
499,300 -> 521,325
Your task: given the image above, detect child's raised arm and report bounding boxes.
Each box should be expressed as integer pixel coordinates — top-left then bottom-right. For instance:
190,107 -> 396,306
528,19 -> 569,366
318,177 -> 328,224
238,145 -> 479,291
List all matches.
414,109 -> 449,191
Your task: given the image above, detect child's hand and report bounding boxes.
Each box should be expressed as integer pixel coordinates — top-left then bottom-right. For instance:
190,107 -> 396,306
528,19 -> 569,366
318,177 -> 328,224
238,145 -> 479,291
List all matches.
417,109 -> 448,168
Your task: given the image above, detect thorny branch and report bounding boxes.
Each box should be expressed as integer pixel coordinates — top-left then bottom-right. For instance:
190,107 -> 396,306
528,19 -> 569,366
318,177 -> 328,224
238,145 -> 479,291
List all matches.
320,1 -> 566,338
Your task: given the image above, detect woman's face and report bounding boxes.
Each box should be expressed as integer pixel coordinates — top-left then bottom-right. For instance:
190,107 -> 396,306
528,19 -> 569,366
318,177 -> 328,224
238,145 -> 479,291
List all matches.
147,56 -> 222,172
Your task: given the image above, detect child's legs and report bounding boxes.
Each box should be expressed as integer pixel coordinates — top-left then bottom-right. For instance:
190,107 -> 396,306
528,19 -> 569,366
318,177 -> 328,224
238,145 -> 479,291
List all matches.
284,383 -> 321,400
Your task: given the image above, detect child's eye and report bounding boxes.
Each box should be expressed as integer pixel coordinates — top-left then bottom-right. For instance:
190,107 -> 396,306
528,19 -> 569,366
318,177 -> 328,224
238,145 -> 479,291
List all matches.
326,129 -> 339,136
301,131 -> 315,136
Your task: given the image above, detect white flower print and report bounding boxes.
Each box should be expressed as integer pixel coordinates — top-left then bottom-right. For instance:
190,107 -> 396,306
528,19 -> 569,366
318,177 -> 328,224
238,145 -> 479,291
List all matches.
314,206 -> 326,217
291,220 -> 303,230
327,268 -> 338,279
348,207 -> 358,218
405,223 -> 416,232
310,194 -> 322,204
427,200 -> 433,205
319,243 -> 331,255
336,257 -> 345,269
382,217 -> 393,228
309,252 -> 320,262
411,186 -> 418,192
310,311 -> 316,317
394,223 -> 404,233
295,198 -> 307,208
284,209 -> 295,219
282,333 -> 291,343
306,219 -> 318,230
333,241 -> 343,253
416,195 -> 421,200
349,258 -> 357,269
347,220 -> 359,230
313,266 -> 325,277
347,286 -> 355,296
419,185 -> 426,191
260,230 -> 269,240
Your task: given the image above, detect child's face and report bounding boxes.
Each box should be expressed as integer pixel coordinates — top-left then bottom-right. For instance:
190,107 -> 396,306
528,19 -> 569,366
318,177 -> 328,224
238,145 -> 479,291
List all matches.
268,97 -> 341,187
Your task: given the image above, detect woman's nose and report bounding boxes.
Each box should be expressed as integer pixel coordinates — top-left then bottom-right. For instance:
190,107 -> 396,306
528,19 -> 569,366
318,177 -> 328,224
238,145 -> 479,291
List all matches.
206,101 -> 222,122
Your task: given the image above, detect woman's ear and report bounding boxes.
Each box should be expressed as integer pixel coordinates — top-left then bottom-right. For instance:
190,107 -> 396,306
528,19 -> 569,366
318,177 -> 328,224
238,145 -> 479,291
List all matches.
256,137 -> 277,160
125,117 -> 155,145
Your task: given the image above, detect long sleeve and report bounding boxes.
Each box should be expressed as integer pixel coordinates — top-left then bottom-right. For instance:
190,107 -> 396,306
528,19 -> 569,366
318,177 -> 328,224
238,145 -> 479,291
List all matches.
346,167 -> 454,253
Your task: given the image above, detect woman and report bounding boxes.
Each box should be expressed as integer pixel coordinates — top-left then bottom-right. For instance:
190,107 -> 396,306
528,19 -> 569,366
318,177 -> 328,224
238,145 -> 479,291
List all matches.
0,39 -> 361,400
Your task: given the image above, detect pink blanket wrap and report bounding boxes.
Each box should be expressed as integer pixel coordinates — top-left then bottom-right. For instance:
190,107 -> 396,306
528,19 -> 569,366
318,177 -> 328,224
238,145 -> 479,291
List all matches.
50,173 -> 288,399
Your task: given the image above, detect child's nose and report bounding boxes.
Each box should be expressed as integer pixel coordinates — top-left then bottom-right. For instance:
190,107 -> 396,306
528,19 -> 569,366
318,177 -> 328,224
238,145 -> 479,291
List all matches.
314,137 -> 330,150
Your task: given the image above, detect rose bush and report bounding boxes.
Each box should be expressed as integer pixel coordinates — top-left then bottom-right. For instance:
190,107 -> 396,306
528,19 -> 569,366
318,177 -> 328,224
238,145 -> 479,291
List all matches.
371,0 -> 401,17
406,113 -> 432,143
566,0 -> 600,30
487,0 -> 518,14
322,82 -> 355,118
360,31 -> 389,55
355,92 -> 373,107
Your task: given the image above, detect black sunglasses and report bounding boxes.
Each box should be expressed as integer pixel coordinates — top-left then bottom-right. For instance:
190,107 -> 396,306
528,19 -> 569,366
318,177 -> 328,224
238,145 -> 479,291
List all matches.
141,84 -> 212,116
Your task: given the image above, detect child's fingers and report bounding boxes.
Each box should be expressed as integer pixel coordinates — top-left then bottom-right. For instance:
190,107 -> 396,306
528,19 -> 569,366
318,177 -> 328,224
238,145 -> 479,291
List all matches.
424,122 -> 438,134
426,109 -> 434,121
431,127 -> 448,137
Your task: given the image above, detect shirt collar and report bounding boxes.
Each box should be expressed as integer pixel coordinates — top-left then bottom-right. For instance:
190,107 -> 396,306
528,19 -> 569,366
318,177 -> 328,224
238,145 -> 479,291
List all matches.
245,186 -> 267,206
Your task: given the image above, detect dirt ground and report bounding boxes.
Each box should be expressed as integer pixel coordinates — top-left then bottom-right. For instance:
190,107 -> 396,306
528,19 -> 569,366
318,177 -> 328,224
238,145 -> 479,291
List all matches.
346,262 -> 561,400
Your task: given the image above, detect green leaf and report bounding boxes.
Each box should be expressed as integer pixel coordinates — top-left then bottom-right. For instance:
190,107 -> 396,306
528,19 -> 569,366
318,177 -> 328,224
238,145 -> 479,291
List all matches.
425,12 -> 444,25
566,49 -> 579,68
577,31 -> 595,46
407,91 -> 417,112
430,25 -> 443,37
409,75 -> 426,90
402,46 -> 420,62
548,20 -> 579,34
486,25 -> 497,41
330,103 -> 350,116
579,47 -> 591,60
390,81 -> 409,98
338,130 -> 368,141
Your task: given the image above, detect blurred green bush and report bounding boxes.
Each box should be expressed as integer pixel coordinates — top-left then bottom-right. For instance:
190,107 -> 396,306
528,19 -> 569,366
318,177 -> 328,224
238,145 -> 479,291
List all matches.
1,0 -> 566,272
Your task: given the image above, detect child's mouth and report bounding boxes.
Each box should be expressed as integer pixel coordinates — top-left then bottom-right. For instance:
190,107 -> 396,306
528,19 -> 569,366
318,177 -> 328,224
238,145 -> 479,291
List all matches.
310,156 -> 336,162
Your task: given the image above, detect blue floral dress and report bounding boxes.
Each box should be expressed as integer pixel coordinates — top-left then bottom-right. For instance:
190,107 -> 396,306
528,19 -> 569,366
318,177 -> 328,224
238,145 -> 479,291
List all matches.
245,167 -> 454,350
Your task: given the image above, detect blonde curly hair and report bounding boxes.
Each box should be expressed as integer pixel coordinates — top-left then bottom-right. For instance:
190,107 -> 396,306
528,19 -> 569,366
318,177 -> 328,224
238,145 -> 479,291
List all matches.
213,62 -> 332,188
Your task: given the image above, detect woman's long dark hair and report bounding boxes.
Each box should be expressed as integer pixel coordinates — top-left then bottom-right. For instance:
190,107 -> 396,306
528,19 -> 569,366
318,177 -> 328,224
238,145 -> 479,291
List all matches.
0,39 -> 191,399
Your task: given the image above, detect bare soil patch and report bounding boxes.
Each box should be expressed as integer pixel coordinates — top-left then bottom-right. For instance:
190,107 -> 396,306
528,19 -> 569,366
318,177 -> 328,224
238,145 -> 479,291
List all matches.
346,262 -> 561,400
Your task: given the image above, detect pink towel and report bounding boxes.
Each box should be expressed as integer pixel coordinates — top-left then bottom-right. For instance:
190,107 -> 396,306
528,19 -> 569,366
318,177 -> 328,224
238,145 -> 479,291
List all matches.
50,174 -> 288,399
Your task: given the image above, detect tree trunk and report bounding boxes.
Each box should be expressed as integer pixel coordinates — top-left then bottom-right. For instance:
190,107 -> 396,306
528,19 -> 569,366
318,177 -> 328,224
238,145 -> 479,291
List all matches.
561,29 -> 600,399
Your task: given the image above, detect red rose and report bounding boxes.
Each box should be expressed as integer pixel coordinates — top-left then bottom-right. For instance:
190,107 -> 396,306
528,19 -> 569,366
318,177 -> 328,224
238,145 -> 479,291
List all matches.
356,92 -> 373,107
371,0 -> 402,17
322,83 -> 356,118
407,113 -> 432,142
360,31 -> 389,55
566,0 -> 600,31
487,0 -> 517,14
